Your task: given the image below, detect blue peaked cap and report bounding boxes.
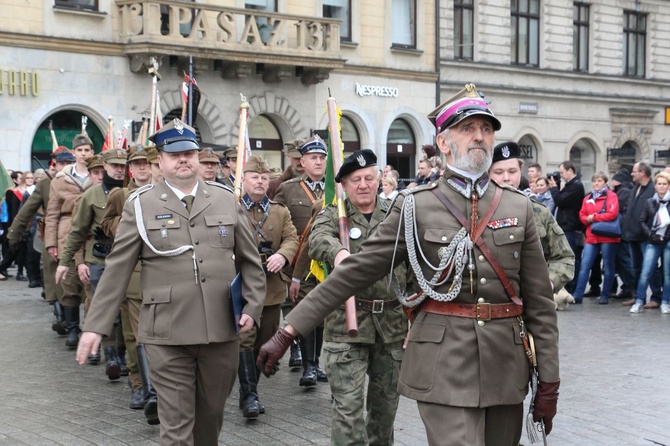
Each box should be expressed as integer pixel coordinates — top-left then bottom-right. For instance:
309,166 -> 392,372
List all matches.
149,118 -> 199,153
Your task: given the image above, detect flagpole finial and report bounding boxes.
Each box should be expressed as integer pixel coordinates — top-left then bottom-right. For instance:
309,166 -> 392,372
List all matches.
239,94 -> 249,109
328,88 -> 332,97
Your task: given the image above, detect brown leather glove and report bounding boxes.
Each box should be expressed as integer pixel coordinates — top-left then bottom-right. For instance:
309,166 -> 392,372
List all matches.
256,327 -> 296,377
533,380 -> 560,435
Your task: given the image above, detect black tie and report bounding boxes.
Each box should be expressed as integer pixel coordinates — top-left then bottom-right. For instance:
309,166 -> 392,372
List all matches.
182,195 -> 194,214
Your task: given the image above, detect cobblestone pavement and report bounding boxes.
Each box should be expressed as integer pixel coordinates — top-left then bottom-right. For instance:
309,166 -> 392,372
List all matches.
1,270 -> 669,445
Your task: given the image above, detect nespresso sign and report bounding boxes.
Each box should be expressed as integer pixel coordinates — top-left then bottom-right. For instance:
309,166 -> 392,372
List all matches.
0,69 -> 39,97
355,82 -> 399,98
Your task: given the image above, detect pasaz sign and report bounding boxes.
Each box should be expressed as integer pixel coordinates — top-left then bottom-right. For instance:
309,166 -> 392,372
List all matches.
355,83 -> 399,98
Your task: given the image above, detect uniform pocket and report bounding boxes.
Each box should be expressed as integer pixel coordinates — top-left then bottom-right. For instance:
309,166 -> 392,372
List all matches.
204,214 -> 234,248
492,226 -> 525,270
323,342 -> 366,392
145,219 -> 182,251
403,321 -> 446,391
140,286 -> 172,340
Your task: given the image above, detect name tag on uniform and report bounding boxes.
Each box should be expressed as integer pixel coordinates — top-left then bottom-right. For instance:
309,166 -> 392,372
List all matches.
487,218 -> 519,230
156,214 -> 173,220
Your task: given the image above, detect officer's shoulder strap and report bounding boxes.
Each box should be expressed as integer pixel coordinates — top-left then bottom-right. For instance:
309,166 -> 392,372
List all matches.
205,180 -> 234,194
284,176 -> 304,185
399,181 -> 438,197
490,179 -> 529,197
128,184 -> 154,202
269,199 -> 287,209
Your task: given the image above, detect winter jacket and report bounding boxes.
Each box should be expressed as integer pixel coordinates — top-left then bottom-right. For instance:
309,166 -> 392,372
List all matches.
621,180 -> 655,242
579,189 -> 620,244
550,176 -> 585,232
639,196 -> 670,244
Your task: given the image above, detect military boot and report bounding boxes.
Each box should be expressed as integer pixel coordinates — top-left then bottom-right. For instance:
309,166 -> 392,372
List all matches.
288,339 -> 302,368
298,331 -> 318,387
88,345 -> 101,365
63,306 -> 81,348
238,351 -> 260,418
51,302 -> 67,335
314,326 -> 328,382
104,346 -> 121,381
117,344 -> 128,377
137,344 -> 159,425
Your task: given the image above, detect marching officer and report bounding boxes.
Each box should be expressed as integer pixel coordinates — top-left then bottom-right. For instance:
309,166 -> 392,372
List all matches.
237,155 -> 299,418
488,141 -> 575,292
273,135 -> 328,386
6,147 -> 74,333
258,85 -> 560,445
308,149 -> 409,445
75,119 -> 266,446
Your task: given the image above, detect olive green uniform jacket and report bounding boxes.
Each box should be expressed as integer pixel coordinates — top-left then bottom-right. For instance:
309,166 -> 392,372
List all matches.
308,198 -> 408,344
286,170 -> 559,408
82,180 -> 266,345
7,177 -> 50,241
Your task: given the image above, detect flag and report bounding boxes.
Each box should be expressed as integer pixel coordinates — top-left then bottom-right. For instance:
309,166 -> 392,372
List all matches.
309,107 -> 344,282
101,117 -> 114,152
181,74 -> 200,126
155,90 -> 163,132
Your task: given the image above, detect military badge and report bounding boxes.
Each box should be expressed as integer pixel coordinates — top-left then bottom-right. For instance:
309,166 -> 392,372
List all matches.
349,227 -> 362,239
357,154 -> 366,166
174,118 -> 184,135
219,227 -> 229,237
487,218 -> 519,230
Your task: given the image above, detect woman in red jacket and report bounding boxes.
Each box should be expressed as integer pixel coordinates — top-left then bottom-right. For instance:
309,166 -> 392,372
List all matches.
573,171 -> 620,304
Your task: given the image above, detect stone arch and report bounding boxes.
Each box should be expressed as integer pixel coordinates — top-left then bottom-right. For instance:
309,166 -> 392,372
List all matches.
511,126 -> 544,165
160,89 -> 227,145
230,93 -> 306,146
315,103 -> 375,152
611,128 -> 650,161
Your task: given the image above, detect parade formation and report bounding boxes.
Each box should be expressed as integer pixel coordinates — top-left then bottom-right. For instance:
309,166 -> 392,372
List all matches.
1,81 -> 564,446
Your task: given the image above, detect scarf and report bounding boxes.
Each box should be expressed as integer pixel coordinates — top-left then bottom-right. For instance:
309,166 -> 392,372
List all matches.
102,172 -> 124,192
590,187 -> 607,201
653,191 -> 670,237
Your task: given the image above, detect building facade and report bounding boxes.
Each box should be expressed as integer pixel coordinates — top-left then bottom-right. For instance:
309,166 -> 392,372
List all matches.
439,0 -> 670,187
1,0 -> 437,180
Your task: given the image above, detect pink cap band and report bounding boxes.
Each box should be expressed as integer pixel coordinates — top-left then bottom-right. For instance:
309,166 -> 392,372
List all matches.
435,97 -> 489,130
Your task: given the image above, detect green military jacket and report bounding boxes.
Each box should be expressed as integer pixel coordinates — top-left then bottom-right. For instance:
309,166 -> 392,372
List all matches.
308,198 -> 408,344
530,199 -> 575,292
7,177 -> 50,241
60,183 -> 110,267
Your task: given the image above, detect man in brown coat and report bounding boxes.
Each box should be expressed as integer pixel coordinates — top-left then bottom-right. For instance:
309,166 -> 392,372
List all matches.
76,119 -> 266,446
258,85 -> 560,446
237,155 -> 298,418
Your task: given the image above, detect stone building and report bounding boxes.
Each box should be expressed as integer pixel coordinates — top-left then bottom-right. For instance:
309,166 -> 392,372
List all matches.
1,0 -> 437,180
439,0 -> 670,186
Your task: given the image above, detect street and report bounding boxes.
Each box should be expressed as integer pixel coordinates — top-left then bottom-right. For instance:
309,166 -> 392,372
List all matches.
1,271 -> 669,446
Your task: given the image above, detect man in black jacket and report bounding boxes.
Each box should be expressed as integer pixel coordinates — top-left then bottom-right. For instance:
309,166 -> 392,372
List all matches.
611,168 -> 636,299
621,161 -> 662,308
549,160 -> 585,293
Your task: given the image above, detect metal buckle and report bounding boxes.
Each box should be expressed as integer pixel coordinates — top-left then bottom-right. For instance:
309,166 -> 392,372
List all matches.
476,303 -> 491,321
371,300 -> 384,314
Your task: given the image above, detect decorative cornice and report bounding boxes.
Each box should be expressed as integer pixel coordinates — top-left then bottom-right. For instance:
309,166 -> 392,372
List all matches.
0,32 -> 124,57
334,65 -> 438,83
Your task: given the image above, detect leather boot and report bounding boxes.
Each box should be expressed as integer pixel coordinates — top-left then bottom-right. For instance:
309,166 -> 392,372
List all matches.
117,344 -> 128,377
254,350 -> 265,414
88,345 -> 101,365
298,331 -> 317,387
51,302 -> 67,335
137,344 -> 159,425
314,326 -> 328,383
63,306 -> 81,348
288,339 -> 302,368
238,351 -> 260,418
104,346 -> 121,381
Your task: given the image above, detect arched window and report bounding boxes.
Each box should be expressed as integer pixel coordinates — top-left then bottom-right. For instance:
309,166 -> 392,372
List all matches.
248,114 -> 283,169
570,138 -> 597,192
518,135 -> 539,164
386,118 -> 416,181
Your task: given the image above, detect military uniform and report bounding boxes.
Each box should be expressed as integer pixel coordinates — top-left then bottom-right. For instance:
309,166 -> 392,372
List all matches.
80,120 -> 266,446
310,193 -> 409,446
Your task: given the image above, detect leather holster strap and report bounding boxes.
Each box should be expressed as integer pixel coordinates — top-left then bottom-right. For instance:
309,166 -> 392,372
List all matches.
355,298 -> 400,313
420,299 -> 523,321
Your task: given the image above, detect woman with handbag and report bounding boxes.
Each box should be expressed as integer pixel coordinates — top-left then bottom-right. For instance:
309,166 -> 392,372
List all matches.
630,172 -> 670,314
573,171 -> 620,304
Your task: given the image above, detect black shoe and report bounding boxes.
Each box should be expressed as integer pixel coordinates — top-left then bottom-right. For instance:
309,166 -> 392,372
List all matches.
118,353 -> 128,377
0,270 -> 13,278
258,401 -> 265,414
612,291 -> 634,300
316,367 -> 328,382
299,364 -> 317,387
144,396 -> 160,425
129,388 -> 145,410
288,341 -> 302,368
63,306 -> 81,348
241,394 -> 260,419
88,346 -> 101,365
584,287 -> 601,298
52,302 -> 67,336
29,280 -> 40,288
598,297 -> 609,305
15,273 -> 27,282
104,346 -> 121,381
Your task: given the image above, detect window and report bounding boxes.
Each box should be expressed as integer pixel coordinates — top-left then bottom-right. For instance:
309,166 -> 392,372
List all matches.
248,115 -> 283,169
511,0 -> 540,66
623,10 -> 646,77
454,0 -> 474,60
323,0 -> 351,42
573,2 -> 589,72
54,0 -> 98,11
341,116 -> 360,152
391,0 -> 416,48
244,0 -> 276,11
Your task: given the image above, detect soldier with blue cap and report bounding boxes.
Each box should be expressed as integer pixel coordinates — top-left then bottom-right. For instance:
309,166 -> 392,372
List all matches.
76,118 -> 266,445
273,134 -> 329,386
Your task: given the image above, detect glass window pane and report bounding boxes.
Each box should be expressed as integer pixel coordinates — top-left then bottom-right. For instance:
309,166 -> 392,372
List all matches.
463,10 -> 473,59
529,18 -> 539,65
511,16 -> 518,62
512,0 -> 518,12
392,0 -> 412,45
341,116 -> 359,142
530,0 -> 539,15
519,0 -> 528,14
579,26 -> 588,70
581,6 -> 589,22
628,34 -> 636,74
639,15 -> 646,31
249,115 -> 280,139
323,0 -> 350,39
637,36 -> 645,75
388,119 -> 414,144
519,17 -> 528,64
573,25 -> 578,68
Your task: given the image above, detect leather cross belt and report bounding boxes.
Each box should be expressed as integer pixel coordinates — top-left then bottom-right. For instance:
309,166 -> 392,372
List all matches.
420,300 -> 523,321
355,298 -> 401,314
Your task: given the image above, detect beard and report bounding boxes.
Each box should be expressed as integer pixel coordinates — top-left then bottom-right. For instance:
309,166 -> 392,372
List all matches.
449,140 -> 492,174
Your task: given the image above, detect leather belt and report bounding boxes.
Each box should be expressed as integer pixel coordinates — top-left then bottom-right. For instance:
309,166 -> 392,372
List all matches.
355,298 -> 401,314
420,300 -> 523,321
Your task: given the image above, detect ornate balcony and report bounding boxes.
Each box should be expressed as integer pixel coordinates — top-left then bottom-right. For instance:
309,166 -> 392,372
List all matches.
117,0 -> 345,84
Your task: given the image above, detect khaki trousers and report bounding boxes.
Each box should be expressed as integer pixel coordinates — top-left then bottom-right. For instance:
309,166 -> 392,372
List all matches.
145,341 -> 238,446
417,401 -> 523,446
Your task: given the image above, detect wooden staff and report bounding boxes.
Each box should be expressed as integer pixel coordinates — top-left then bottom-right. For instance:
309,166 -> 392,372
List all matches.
326,95 -> 358,338
147,58 -> 161,138
48,120 -> 59,152
234,94 -> 249,201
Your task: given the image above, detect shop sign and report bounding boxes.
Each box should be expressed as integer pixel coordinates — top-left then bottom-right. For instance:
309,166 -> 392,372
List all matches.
518,102 -> 538,114
355,83 -> 399,98
0,69 -> 39,97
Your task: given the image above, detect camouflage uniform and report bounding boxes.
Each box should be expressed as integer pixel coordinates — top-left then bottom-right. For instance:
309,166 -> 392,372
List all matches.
309,197 -> 408,446
530,198 -> 575,292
